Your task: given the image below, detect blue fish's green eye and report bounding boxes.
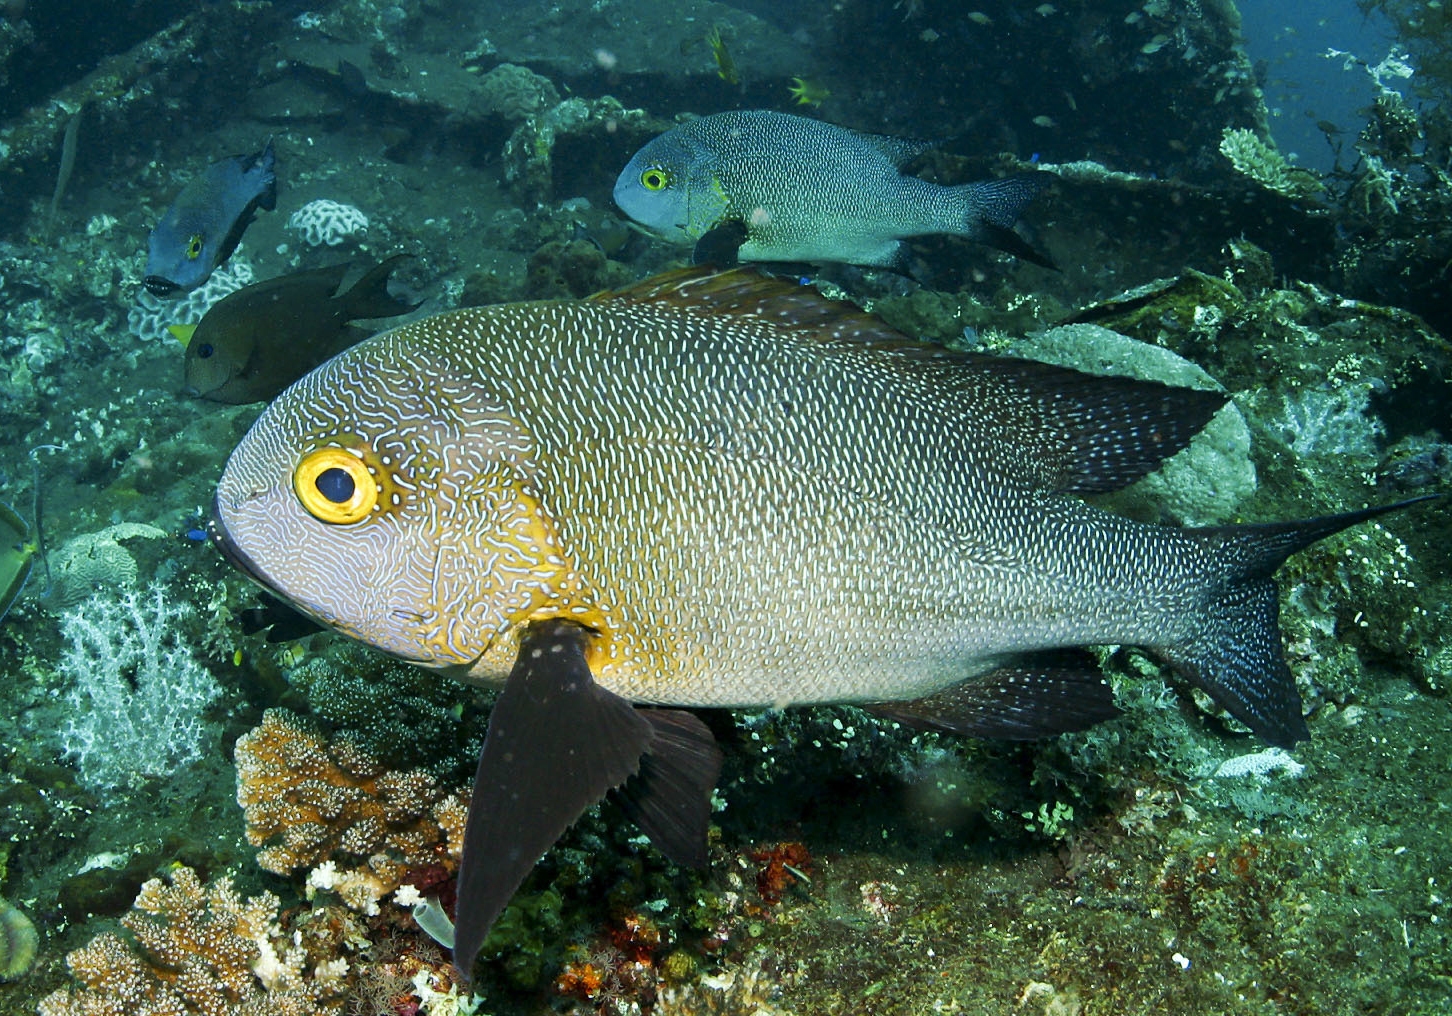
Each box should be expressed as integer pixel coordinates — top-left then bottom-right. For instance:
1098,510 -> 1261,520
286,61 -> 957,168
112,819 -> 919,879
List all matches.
294,447 -> 377,524
186,233 -> 204,259
640,167 -> 670,191
196,343 -> 214,359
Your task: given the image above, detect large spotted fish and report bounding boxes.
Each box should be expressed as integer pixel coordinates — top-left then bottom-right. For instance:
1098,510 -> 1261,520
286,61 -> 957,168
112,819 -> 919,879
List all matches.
210,268 -> 1431,981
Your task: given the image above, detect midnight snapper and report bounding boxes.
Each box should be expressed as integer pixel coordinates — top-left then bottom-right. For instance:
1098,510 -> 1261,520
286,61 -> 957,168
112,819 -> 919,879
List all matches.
210,268 -> 1428,980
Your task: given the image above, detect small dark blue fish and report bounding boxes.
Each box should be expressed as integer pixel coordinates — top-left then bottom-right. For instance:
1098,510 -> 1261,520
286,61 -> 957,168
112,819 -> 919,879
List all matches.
144,140 -> 278,297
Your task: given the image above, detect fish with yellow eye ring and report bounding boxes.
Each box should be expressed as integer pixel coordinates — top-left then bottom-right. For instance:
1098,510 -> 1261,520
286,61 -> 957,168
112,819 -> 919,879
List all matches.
210,266 -> 1443,984
614,109 -> 1054,270
145,140 -> 277,296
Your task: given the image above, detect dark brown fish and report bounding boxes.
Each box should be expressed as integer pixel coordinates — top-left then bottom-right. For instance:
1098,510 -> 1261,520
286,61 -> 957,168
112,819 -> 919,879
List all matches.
182,255 -> 419,403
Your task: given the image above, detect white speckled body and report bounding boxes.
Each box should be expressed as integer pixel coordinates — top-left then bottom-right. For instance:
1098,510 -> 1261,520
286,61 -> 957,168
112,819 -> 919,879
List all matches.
613,110 -> 1026,267
213,273 -> 1218,708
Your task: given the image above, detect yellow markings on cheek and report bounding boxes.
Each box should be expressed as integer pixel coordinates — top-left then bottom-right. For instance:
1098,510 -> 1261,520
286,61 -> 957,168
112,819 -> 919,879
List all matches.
484,480 -> 621,667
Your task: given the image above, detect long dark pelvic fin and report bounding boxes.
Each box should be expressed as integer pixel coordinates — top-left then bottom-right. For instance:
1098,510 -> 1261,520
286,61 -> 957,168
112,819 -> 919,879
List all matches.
691,219 -> 748,268
611,709 -> 723,868
869,649 -> 1120,740
1162,494 -> 1445,747
451,619 -> 722,985
453,620 -> 648,981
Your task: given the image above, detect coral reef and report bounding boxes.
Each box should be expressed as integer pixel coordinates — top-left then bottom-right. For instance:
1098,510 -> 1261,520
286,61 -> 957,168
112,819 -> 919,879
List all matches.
1210,748 -> 1306,780
56,582 -> 222,794
0,895 -> 38,980
127,258 -> 255,343
0,5 -> 1448,1016
286,200 -> 370,248
46,521 -> 167,609
1218,127 -> 1324,201
1274,380 -> 1385,460
36,866 -> 356,1016
651,952 -> 798,1016
282,644 -> 482,781
476,63 -> 561,119
234,708 -> 467,915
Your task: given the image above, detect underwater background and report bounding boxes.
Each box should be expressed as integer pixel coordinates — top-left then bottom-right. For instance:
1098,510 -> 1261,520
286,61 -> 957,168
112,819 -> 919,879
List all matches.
1,1 -> 1450,1014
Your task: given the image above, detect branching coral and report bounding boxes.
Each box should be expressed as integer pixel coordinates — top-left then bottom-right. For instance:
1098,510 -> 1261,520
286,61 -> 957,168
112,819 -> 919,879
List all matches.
57,582 -> 222,794
37,866 -> 357,1016
1219,127 -> 1324,201
234,708 -> 467,915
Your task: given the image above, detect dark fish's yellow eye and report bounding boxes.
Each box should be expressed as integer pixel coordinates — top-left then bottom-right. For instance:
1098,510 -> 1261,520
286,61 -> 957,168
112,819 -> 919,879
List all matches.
640,167 -> 670,191
186,233 -> 205,259
294,447 -> 377,524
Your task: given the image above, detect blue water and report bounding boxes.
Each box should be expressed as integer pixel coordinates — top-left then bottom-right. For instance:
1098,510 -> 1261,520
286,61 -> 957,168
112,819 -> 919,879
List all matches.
1236,1 -> 1398,170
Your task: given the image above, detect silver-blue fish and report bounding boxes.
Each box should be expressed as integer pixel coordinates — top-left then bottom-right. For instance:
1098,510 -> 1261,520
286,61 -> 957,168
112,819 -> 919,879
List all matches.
614,110 -> 1051,267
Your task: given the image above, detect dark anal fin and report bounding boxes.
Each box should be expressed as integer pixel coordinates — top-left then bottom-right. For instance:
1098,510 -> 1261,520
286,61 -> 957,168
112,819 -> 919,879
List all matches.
453,619 -> 653,984
692,219 -> 748,267
868,650 -> 1119,739
612,709 -> 723,869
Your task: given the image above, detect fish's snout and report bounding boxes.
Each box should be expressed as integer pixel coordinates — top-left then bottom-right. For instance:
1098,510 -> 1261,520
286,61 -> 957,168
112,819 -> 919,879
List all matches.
143,275 -> 180,297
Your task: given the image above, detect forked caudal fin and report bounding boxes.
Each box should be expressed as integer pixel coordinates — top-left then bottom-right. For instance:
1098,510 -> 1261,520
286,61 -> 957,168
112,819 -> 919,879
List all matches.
1157,495 -> 1443,747
961,173 -> 1057,269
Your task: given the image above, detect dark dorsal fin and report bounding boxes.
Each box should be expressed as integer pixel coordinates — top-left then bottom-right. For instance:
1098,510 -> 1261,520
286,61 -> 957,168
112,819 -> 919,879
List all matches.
336,253 -> 422,321
595,268 -> 1226,493
963,356 -> 1229,493
845,127 -> 938,167
592,266 -> 915,348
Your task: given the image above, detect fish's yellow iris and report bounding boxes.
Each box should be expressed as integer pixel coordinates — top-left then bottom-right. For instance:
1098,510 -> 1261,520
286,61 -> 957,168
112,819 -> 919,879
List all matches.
640,167 -> 671,191
185,233 -> 205,259
294,447 -> 377,524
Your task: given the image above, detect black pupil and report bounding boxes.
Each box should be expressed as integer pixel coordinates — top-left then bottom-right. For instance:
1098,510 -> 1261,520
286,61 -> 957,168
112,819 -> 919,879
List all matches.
197,343 -> 214,359
315,467 -> 355,504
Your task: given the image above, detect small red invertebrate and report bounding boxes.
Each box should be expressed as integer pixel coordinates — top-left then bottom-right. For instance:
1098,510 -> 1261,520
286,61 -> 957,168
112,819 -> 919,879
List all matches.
750,841 -> 814,903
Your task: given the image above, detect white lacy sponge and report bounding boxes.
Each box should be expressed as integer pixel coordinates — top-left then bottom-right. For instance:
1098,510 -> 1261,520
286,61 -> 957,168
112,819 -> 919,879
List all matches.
287,199 -> 370,246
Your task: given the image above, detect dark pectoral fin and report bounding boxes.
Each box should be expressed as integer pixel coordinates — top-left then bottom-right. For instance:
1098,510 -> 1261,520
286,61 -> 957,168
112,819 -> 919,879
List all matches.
869,650 -> 1119,740
612,709 -> 723,869
453,619 -> 653,983
691,219 -> 749,267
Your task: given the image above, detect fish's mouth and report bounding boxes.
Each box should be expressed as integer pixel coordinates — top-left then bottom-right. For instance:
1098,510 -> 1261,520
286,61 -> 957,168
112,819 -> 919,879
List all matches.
143,275 -> 180,297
